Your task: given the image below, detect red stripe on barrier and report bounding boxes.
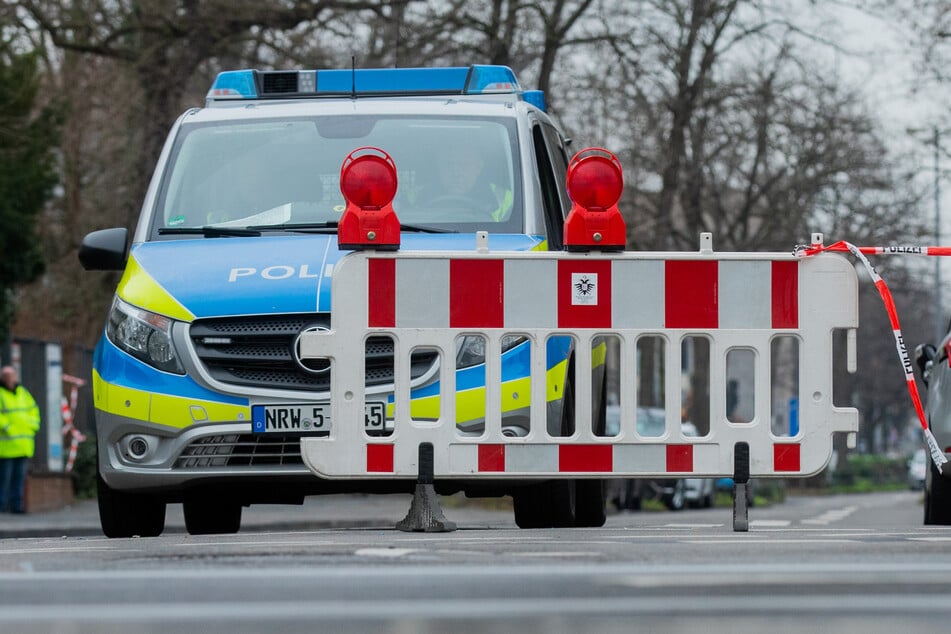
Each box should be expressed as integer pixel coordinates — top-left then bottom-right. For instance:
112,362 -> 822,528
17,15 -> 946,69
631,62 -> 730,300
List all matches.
771,260 -> 799,328
366,444 -> 394,472
367,259 -> 395,327
559,444 -> 613,472
774,444 -> 800,472
478,444 -> 505,472
450,259 -> 504,328
666,444 -> 694,472
557,260 -> 612,328
665,261 -> 718,328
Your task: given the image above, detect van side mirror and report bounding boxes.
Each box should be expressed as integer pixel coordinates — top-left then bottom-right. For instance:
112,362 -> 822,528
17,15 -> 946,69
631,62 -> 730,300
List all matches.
915,343 -> 937,386
79,228 -> 129,271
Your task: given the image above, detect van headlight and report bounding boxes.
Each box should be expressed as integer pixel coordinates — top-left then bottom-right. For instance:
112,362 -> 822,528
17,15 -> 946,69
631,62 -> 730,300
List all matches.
106,298 -> 185,374
456,335 -> 527,369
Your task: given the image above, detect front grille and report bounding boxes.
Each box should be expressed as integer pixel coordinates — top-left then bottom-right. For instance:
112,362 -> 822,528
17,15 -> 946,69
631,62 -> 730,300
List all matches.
189,314 -> 438,392
176,434 -> 304,468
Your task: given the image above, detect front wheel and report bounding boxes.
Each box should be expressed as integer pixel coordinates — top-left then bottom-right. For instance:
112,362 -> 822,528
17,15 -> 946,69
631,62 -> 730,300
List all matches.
513,480 -> 575,528
97,473 -> 166,538
573,479 -> 607,527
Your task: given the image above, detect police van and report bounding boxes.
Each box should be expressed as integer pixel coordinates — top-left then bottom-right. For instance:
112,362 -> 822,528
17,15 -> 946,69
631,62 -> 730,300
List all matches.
79,65 -> 612,536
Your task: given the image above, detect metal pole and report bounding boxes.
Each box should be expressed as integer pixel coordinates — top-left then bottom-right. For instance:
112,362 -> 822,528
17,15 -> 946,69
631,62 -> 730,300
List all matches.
935,127 -> 943,344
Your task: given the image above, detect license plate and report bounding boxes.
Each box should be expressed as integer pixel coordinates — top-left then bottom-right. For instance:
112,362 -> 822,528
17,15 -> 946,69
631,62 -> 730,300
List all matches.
251,402 -> 386,433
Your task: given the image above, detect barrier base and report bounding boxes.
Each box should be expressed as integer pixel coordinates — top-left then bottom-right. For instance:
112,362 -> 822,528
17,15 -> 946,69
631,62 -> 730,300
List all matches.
733,483 -> 750,532
396,484 -> 457,533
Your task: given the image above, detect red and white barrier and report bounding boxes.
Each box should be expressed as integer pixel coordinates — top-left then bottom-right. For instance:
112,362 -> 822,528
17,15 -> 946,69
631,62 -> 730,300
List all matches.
299,236 -> 860,482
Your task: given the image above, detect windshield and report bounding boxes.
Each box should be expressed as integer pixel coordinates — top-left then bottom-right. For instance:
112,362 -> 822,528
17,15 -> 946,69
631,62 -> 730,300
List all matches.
152,115 -> 522,237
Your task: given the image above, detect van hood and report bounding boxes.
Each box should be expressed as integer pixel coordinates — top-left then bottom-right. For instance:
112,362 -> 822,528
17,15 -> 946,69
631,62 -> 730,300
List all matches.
122,233 -> 545,320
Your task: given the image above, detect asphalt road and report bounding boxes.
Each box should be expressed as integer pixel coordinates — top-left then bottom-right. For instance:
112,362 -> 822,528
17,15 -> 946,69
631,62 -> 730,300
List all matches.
0,489 -> 947,633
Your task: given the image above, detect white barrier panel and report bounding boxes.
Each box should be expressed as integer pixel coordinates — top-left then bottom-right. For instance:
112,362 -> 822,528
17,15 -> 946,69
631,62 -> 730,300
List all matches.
300,246 -> 858,481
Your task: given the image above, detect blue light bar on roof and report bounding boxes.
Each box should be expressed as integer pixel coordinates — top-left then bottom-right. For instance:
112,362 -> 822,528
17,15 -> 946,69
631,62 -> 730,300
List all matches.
208,70 -> 258,99
521,90 -> 546,112
318,67 -> 474,93
206,65 -> 530,101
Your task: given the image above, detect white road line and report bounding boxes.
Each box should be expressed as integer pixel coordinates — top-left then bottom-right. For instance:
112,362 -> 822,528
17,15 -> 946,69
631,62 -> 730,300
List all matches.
354,548 -> 417,557
749,520 -> 791,528
516,552 -> 601,558
0,546 -> 139,555
176,541 -> 333,548
800,505 -> 858,525
681,539 -> 857,544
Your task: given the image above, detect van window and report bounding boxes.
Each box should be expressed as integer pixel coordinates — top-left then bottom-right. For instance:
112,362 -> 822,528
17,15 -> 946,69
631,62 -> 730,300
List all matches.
531,125 -> 564,249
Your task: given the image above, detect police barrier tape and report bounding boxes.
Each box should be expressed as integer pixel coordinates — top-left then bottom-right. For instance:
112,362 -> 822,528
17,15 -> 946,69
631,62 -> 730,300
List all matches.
60,374 -> 87,473
798,238 -> 949,471
298,238 -> 860,482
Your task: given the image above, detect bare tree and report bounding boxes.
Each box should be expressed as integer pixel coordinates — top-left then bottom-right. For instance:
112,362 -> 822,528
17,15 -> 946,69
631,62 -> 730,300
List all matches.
16,0 -> 403,228
332,0 -> 618,112
578,0 -> 929,444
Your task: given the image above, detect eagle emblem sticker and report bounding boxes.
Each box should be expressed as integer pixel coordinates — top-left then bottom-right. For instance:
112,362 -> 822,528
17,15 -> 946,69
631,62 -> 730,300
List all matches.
571,273 -> 598,305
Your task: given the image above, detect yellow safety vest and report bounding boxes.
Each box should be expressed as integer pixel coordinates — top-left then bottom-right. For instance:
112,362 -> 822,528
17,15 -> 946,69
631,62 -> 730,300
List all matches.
489,184 -> 514,222
0,386 -> 40,459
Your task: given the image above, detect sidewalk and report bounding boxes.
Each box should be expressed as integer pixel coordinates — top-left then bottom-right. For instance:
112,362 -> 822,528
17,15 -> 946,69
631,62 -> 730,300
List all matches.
0,493 -> 514,539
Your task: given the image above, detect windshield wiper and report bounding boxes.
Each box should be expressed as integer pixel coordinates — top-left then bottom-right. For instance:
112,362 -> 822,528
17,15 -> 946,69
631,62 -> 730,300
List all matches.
398,223 -> 455,234
246,221 -> 455,234
158,226 -> 261,237
249,222 -> 339,233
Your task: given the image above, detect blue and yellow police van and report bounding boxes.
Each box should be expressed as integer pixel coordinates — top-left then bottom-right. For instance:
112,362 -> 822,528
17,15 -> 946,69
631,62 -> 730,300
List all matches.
79,65 -> 608,536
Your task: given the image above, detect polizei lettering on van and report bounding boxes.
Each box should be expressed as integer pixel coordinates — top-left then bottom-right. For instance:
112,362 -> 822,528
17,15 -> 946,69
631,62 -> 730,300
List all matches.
229,264 -> 322,282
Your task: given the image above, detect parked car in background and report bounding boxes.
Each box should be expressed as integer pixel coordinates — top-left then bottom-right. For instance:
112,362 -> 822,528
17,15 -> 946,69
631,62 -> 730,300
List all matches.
915,339 -> 951,523
606,406 -> 715,511
909,448 -> 927,491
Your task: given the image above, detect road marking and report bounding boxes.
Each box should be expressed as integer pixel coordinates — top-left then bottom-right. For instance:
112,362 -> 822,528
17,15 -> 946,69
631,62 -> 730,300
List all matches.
749,520 -> 791,528
516,552 -> 601,558
5,594 -> 951,622
0,546 -> 139,555
354,548 -> 417,558
800,505 -> 857,525
680,539 -> 857,544
176,541 -> 332,548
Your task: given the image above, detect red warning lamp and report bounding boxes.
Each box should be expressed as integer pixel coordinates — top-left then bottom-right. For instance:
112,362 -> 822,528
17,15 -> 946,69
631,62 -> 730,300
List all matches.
338,147 -> 401,250
563,148 -> 626,251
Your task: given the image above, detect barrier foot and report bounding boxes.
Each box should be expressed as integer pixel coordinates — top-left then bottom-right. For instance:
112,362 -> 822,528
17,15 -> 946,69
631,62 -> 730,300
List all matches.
396,443 -> 457,533
733,483 -> 750,532
733,442 -> 750,532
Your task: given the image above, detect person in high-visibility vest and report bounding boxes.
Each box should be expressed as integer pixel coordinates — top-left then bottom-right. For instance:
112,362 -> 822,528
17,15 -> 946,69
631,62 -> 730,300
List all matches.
428,141 -> 514,222
0,366 -> 40,514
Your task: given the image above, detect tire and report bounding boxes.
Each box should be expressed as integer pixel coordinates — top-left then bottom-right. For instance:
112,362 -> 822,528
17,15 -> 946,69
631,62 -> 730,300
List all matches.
515,359 -> 605,528
924,456 -> 951,525
97,473 -> 166,538
514,480 -> 576,528
183,496 -> 243,535
664,479 -> 686,511
574,479 -> 607,527
574,375 -> 607,527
